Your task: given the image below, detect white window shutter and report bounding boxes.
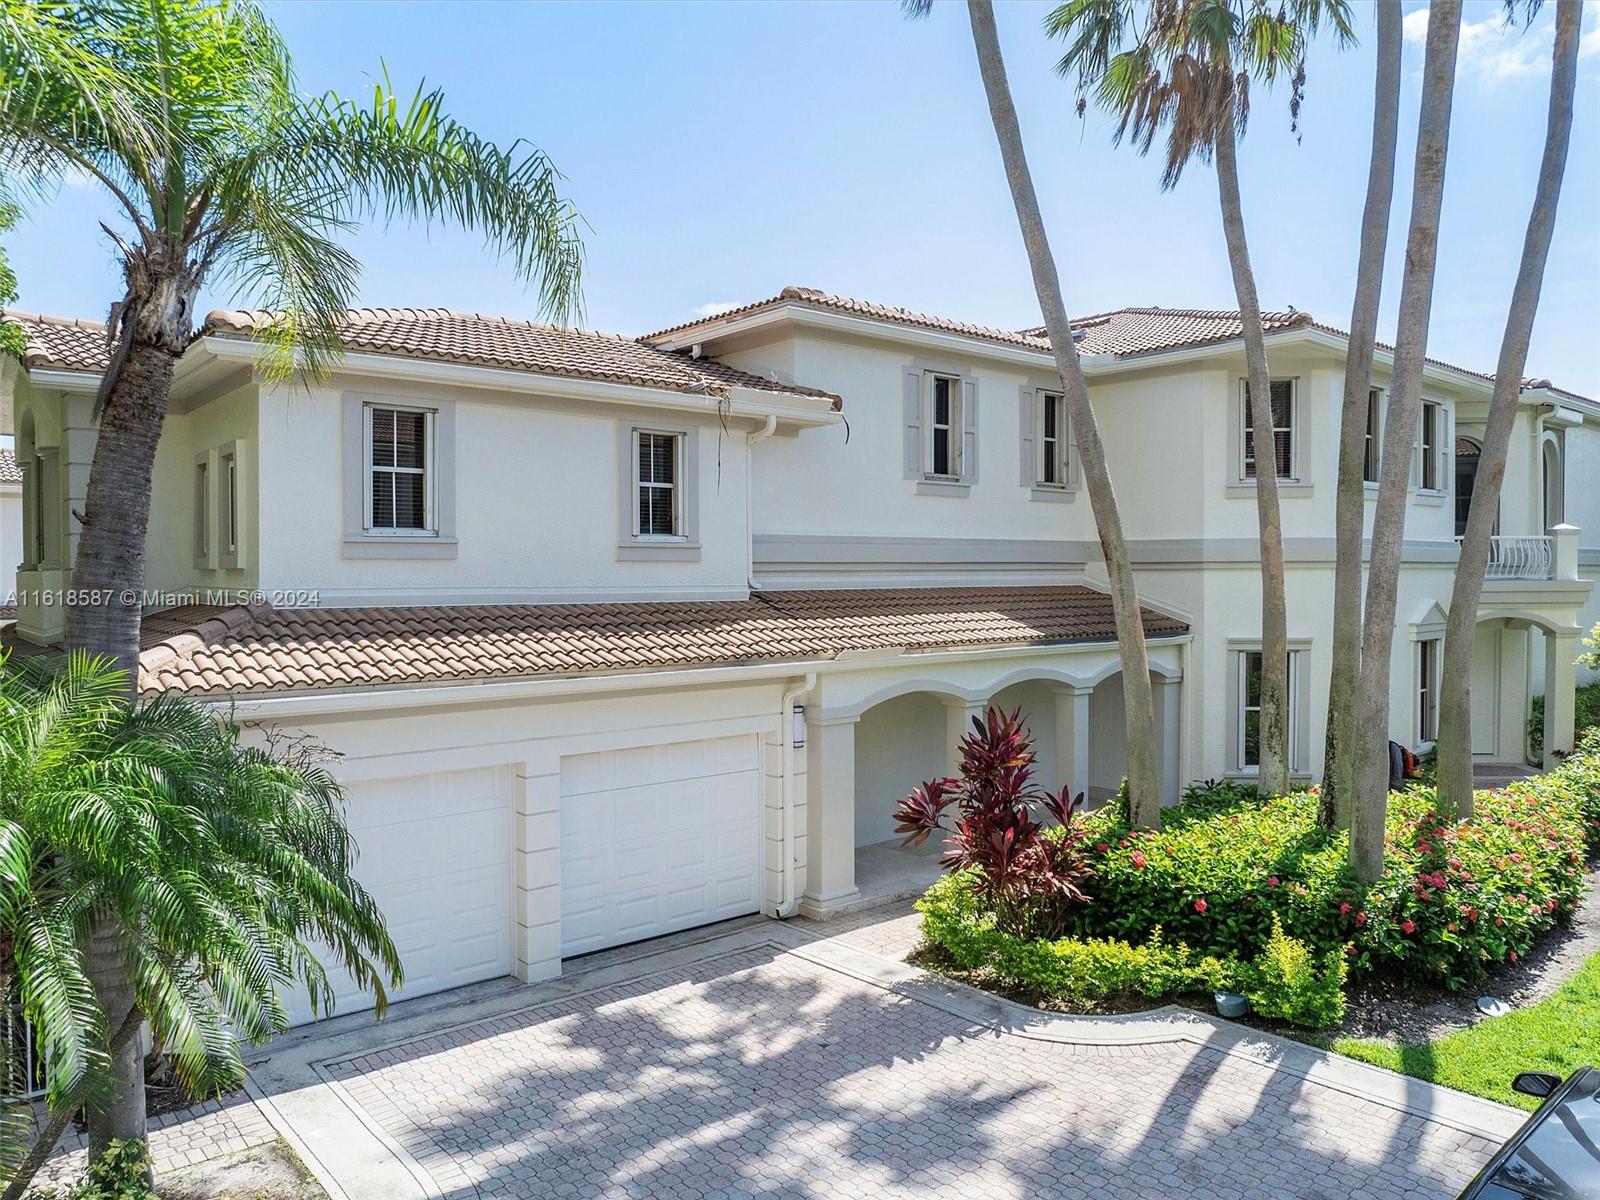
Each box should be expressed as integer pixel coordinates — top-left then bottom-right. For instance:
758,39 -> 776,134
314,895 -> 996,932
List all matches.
961,377 -> 979,482
1018,386 -> 1036,485
903,369 -> 923,479
1411,409 -> 1422,488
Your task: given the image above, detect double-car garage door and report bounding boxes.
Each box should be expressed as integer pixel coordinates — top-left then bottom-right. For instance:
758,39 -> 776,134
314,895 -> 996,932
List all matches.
291,735 -> 762,1025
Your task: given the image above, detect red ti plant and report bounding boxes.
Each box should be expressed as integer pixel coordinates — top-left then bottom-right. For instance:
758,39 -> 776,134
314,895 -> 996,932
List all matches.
894,706 -> 1091,938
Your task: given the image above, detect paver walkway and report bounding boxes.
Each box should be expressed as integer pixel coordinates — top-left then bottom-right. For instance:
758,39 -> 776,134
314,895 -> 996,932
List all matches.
36,1091 -> 275,1187
314,928 -> 1504,1200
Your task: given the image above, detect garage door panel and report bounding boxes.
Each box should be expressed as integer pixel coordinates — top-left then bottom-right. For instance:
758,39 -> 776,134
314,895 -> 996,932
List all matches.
287,766 -> 514,1026
560,736 -> 762,958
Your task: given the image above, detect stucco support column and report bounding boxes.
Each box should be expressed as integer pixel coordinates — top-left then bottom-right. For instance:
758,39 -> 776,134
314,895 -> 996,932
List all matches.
799,714 -> 861,919
944,698 -> 989,776
1544,629 -> 1580,769
1155,674 -> 1183,806
1052,685 -> 1093,803
1551,524 -> 1580,581
513,759 -> 562,984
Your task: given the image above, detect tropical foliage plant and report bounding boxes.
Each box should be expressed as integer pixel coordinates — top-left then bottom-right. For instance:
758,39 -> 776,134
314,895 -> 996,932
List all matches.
894,707 -> 1091,939
0,654 -> 400,1197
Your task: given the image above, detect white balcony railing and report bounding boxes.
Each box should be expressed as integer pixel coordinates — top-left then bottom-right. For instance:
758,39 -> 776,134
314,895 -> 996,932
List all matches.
1483,535 -> 1554,580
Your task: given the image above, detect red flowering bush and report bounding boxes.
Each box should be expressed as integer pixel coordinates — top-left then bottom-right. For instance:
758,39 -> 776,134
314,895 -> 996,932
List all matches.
894,707 -> 1090,939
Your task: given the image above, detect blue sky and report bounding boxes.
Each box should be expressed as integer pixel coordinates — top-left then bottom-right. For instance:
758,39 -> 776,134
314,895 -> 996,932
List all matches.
10,0 -> 1599,394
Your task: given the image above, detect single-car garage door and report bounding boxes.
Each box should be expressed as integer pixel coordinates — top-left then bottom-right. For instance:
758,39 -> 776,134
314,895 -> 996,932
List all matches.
288,765 -> 514,1025
560,735 -> 762,958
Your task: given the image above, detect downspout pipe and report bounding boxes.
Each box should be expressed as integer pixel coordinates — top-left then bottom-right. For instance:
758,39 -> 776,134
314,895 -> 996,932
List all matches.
775,671 -> 816,918
746,415 -> 777,594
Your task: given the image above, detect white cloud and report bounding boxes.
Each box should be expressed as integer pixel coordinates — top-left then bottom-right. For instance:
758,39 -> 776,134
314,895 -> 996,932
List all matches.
1404,4 -> 1600,85
691,301 -> 741,318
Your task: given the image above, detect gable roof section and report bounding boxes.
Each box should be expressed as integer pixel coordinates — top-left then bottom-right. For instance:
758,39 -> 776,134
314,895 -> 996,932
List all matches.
1,307 -> 841,408
126,586 -> 1189,698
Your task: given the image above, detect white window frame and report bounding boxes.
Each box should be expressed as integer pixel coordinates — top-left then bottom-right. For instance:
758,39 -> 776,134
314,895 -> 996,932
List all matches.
1417,638 -> 1440,745
1418,400 -> 1445,494
362,403 -> 437,537
193,450 -> 215,569
924,373 -> 962,481
1036,390 -> 1069,487
1235,647 -> 1304,775
1363,388 -> 1382,485
1240,378 -> 1297,483
632,427 -> 685,540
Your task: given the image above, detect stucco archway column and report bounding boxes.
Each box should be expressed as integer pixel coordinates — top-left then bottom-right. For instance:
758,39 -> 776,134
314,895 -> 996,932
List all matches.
943,698 -> 990,777
1154,674 -> 1183,806
1051,685 -> 1093,803
799,713 -> 862,919
1544,628 -> 1580,769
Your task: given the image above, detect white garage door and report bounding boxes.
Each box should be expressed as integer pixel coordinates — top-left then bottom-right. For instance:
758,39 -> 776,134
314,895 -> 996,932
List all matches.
560,735 -> 762,958
287,765 -> 514,1025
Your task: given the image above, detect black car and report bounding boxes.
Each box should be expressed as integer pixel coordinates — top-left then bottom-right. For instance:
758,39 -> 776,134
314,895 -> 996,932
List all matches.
1459,1068 -> 1600,1198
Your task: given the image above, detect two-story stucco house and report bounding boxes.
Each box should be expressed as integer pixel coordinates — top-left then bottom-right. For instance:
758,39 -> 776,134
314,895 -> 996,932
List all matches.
3,287 -> 1594,1024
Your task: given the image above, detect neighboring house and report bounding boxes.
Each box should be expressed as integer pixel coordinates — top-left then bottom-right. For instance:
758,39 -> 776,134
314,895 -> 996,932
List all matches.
2,290 -> 1593,1024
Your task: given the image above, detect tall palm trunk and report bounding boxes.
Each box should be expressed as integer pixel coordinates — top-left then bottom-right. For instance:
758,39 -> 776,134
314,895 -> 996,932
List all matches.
1437,0 -> 1580,820
1352,0 -> 1463,883
82,922 -> 146,1171
1213,116 -> 1289,796
1322,0 -> 1402,830
965,0 -> 1161,826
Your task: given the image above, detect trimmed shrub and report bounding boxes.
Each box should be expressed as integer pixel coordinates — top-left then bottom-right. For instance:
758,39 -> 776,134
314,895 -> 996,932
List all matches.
917,872 -> 1237,1003
1528,680 -> 1600,760
1242,915 -> 1348,1029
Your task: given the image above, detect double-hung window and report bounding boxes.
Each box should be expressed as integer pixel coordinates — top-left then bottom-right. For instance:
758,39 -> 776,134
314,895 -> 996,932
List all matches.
1363,389 -> 1381,484
927,374 -> 961,479
1238,649 -> 1301,773
1242,379 -> 1295,481
634,429 -> 683,538
1418,639 -> 1440,744
1038,391 -> 1068,486
365,404 -> 433,534
1419,401 -> 1444,493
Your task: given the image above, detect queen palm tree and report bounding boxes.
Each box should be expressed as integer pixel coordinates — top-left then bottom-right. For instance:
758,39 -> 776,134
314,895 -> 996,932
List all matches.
1352,0 -> 1463,882
0,0 -> 580,1152
904,0 -> 1163,827
0,0 -> 584,683
1436,0 -> 1581,820
1047,0 -> 1353,798
1321,1 -> 1402,830
0,653 -> 401,1194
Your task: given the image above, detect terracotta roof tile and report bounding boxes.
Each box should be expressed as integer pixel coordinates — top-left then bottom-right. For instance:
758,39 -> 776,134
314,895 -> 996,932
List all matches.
120,587 -> 1188,698
0,448 -> 20,486
1,307 -> 840,408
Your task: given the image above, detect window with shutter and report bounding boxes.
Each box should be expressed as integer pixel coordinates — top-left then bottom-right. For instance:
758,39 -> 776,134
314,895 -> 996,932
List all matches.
1417,639 -> 1440,743
927,374 -> 959,479
365,404 -> 434,533
1039,391 -> 1067,485
1237,649 -> 1303,772
194,459 -> 209,560
635,430 -> 682,537
1419,401 -> 1443,492
1242,379 -> 1295,481
1364,389 -> 1381,484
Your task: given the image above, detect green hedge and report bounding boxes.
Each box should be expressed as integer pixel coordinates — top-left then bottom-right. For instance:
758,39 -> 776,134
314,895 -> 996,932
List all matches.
917,731 -> 1600,1021
1528,680 -> 1600,759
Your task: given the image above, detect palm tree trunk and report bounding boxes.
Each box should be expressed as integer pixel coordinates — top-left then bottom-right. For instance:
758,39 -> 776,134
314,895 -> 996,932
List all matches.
1352,0 -> 1463,883
1437,0 -> 1580,820
1213,117 -> 1289,797
1322,0 -> 1402,830
1,1007 -> 146,1200
82,922 -> 146,1169
62,335 -> 176,682
965,0 -> 1161,826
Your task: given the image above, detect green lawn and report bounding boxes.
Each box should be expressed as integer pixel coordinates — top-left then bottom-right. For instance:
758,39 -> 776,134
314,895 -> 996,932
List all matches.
1327,951 -> 1600,1111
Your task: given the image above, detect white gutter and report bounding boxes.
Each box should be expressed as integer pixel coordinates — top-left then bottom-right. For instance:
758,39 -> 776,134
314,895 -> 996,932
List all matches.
745,415 -> 777,593
773,671 -> 816,919
23,368 -> 100,394
196,335 -> 842,428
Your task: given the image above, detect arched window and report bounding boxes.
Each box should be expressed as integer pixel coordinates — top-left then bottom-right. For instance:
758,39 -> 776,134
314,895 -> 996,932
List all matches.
1454,436 -> 1488,539
1542,437 -> 1564,530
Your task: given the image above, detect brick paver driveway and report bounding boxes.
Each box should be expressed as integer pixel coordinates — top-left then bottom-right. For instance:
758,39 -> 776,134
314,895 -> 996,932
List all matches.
316,929 -> 1504,1200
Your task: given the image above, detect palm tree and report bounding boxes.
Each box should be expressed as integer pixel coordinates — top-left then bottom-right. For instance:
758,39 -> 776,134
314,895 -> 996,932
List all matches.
904,0 -> 1163,827
0,0 -> 584,683
0,653 -> 401,1195
1352,0 -> 1463,883
0,0 -> 579,1152
1436,0 -> 1581,820
1321,0 -> 1402,830
1048,0 -> 1353,797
